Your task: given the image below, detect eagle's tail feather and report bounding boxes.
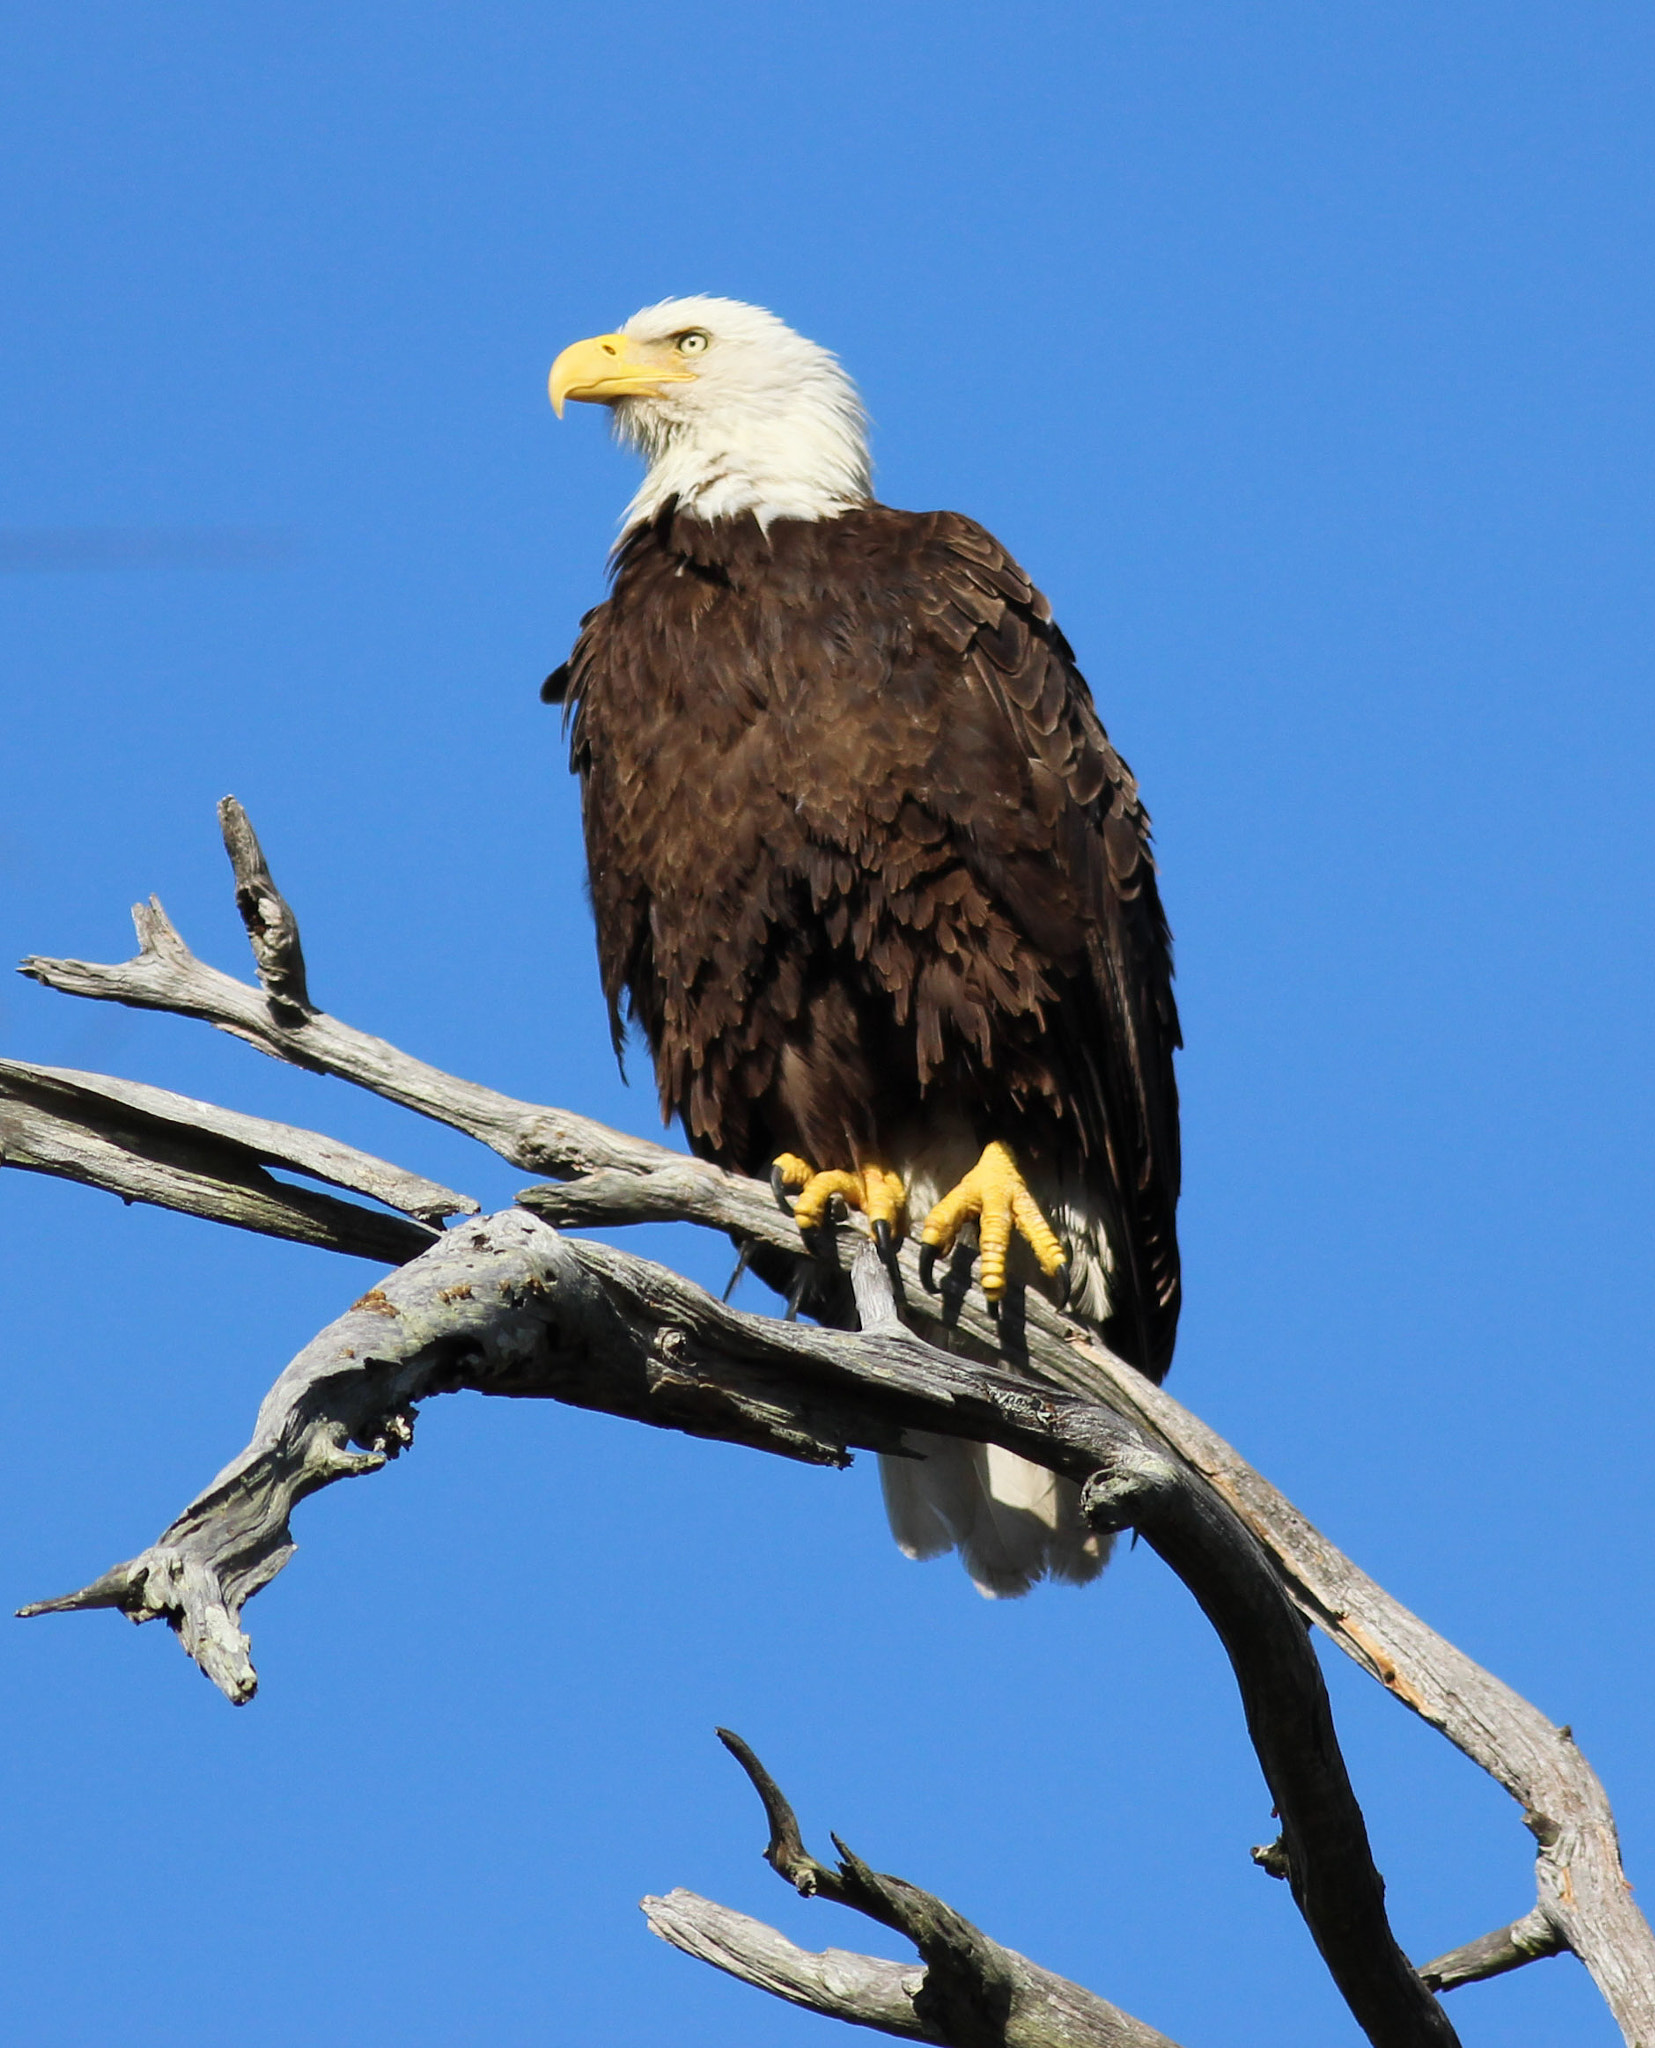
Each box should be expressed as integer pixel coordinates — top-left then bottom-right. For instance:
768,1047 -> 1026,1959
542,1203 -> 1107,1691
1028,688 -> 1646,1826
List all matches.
879,1435 -> 1112,1599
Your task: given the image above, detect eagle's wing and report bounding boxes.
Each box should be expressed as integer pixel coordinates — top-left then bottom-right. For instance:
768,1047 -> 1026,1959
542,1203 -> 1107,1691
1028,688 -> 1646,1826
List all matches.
909,512 -> 1182,1379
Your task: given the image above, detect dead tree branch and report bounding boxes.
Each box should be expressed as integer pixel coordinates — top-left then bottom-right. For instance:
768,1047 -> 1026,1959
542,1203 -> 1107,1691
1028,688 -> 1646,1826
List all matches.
17,1211 -> 880,1701
217,795 -> 313,1015
21,893 -> 705,1188
18,1215 -> 1455,2043
644,1895 -> 943,2041
640,1730 -> 1182,2046
0,1056 -> 473,1260
1078,1448 -> 1453,2044
1417,1909 -> 1568,1994
10,803 -> 1654,2044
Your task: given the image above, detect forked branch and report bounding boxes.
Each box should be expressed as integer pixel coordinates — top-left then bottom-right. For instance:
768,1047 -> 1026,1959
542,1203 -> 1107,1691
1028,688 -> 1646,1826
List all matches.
641,1730 -> 1182,2047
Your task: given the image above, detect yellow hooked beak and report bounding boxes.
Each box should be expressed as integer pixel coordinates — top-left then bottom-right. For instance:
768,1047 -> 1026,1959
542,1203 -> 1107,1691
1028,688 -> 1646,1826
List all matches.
548,332 -> 698,416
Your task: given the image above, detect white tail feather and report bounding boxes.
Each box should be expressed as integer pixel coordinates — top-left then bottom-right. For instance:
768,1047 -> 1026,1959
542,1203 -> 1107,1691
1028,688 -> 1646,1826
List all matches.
880,1433 -> 1112,1599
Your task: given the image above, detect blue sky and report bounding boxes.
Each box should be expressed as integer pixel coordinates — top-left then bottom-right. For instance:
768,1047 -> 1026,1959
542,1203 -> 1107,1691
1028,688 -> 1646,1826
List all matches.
2,5 -> 1651,2043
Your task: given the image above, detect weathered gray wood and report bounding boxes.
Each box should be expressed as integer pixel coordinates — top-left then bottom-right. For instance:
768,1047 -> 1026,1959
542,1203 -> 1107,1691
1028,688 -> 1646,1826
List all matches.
0,1058 -> 475,1223
17,1209 -> 1455,2044
1418,1908 -> 1567,1994
13,1207 -> 1083,1697
17,1212 -> 879,1700
644,1895 -> 937,2040
218,796 -> 312,1015
1052,1339 -> 1651,2036
1080,1450 -> 1455,2044
523,1145 -> 1655,2041
639,1733 -> 1183,2048
645,1893 -> 1189,2048
0,1058 -> 466,1261
22,895 -> 700,1181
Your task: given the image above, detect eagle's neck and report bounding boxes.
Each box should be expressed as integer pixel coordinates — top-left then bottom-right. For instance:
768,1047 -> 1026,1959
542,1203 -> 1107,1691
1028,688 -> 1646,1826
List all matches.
614,390 -> 872,532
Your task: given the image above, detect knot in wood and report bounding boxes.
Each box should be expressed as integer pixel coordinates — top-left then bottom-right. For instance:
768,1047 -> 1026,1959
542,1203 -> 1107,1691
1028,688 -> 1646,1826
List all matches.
359,1404 -> 417,1458
1079,1439 -> 1180,1533
988,1385 -> 1052,1430
1525,1807 -> 1564,1850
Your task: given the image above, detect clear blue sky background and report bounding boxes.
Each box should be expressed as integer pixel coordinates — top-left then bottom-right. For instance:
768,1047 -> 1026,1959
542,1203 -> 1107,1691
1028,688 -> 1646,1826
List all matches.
2,6 -> 1650,2043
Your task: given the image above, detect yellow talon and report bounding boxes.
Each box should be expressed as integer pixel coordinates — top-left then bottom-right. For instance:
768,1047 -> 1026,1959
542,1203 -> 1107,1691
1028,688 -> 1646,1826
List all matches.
919,1141 -> 1068,1303
771,1154 -> 908,1247
773,1152 -> 815,1196
793,1169 -> 863,1234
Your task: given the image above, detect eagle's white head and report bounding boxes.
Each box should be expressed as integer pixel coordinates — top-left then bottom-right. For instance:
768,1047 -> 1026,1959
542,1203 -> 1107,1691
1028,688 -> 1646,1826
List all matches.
549,296 -> 872,531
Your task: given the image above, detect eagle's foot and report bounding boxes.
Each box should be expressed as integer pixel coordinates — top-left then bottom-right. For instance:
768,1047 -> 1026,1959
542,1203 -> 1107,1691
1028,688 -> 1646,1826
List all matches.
918,1142 -> 1071,1311
771,1153 -> 907,1262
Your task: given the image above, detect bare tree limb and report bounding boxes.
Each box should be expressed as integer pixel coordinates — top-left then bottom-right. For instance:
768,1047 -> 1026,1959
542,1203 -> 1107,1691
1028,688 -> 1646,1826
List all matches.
16,1211 -> 879,1701
637,1732 -> 1182,2047
643,1893 -> 939,2041
13,1211 -> 1082,1687
16,1213 -> 1456,2044
1079,1453 -> 1453,2043
715,1727 -> 833,1892
0,1057 -> 471,1262
1418,1908 -> 1568,1994
218,795 -> 312,1015
1072,1353 -> 1650,2037
21,893 -> 708,1184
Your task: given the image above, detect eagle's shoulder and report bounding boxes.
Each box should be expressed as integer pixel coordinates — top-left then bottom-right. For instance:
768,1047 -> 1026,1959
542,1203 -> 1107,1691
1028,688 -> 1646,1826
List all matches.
849,507 -> 1157,882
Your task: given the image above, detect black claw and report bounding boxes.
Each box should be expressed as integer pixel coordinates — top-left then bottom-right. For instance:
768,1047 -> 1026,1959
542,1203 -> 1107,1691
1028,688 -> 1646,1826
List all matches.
986,1293 -> 1001,1323
1053,1257 -> 1072,1312
722,1240 -> 753,1304
918,1242 -> 939,1294
771,1165 -> 797,1217
873,1218 -> 895,1264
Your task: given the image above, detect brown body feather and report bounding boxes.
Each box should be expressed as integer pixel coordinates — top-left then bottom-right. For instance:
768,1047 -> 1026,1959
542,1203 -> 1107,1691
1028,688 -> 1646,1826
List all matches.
549,501 -> 1181,1386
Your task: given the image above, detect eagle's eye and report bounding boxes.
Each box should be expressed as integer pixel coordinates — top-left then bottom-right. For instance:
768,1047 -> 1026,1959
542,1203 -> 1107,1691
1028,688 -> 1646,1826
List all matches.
675,330 -> 710,356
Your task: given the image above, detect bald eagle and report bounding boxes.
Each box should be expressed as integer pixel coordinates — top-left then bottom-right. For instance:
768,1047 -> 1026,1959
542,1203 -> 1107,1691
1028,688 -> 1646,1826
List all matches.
546,298 -> 1180,1596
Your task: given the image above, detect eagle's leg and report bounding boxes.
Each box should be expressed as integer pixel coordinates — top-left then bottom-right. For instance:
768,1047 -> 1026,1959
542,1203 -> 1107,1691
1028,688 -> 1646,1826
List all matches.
918,1141 -> 1071,1311
771,1153 -> 907,1262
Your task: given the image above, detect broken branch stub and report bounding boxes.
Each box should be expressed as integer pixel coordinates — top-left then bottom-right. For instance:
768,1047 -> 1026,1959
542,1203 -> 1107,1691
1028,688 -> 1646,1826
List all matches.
218,794 -> 313,1015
